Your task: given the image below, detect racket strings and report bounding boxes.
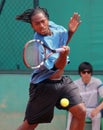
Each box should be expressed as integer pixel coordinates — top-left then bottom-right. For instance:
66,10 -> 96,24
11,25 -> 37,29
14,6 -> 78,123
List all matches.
23,39 -> 60,69
26,43 -> 40,66
25,41 -> 48,68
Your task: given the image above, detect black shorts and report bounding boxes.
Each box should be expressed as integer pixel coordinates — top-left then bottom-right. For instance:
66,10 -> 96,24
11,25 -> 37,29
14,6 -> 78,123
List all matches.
24,76 -> 82,124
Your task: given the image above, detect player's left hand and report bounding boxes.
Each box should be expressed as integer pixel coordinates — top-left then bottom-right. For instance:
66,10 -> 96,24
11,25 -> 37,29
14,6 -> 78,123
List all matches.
68,12 -> 81,33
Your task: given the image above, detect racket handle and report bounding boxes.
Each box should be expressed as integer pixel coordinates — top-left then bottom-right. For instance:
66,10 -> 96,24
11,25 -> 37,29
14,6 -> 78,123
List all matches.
55,48 -> 65,53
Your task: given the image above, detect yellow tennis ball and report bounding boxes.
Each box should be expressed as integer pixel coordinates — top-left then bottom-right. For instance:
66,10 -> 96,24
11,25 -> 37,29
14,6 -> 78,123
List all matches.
60,98 -> 69,107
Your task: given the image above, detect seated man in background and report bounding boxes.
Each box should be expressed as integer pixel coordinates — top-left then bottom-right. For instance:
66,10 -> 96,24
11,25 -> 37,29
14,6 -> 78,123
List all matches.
66,61 -> 103,130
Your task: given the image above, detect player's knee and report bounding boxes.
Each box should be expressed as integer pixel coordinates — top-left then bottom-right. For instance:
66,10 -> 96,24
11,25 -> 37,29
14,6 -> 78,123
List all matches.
78,107 -> 86,120
77,105 -> 86,122
70,103 -> 86,121
23,120 -> 38,129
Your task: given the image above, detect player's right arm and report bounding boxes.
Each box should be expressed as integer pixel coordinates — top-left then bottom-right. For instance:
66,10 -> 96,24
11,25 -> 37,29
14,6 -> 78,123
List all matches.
55,46 -> 70,69
49,46 -> 70,80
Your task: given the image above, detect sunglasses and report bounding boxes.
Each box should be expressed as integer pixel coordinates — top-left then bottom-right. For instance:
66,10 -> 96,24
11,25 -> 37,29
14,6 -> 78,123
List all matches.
81,71 -> 91,74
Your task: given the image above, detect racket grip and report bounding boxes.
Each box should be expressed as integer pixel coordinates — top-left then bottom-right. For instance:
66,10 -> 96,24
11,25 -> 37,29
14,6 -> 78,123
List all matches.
55,48 -> 65,53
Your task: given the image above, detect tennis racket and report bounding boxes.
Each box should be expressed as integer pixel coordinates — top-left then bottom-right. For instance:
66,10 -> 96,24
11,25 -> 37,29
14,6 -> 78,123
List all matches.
23,39 -> 65,69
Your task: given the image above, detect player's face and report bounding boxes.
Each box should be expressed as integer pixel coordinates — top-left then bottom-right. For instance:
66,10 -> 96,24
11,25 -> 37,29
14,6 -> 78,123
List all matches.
31,13 -> 50,35
80,69 -> 92,84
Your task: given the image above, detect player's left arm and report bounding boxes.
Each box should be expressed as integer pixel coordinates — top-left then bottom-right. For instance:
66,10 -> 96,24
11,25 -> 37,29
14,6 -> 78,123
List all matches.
66,12 -> 81,45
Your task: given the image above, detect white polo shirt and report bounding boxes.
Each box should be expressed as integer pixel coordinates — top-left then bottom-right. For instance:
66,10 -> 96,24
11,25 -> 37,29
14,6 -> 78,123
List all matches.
74,77 -> 103,108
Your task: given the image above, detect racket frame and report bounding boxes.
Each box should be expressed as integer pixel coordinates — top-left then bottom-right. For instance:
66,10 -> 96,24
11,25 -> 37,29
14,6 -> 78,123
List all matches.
23,39 -> 65,69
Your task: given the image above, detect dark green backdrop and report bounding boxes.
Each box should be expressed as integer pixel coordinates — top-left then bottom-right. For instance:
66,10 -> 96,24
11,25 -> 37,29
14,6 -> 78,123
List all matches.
0,0 -> 103,72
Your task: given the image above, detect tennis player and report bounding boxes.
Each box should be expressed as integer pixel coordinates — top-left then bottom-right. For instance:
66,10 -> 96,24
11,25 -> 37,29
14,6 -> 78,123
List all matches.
16,6 -> 86,130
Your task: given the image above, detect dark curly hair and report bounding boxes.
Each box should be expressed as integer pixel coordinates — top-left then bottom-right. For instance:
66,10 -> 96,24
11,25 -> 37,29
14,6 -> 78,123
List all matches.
16,6 -> 49,24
